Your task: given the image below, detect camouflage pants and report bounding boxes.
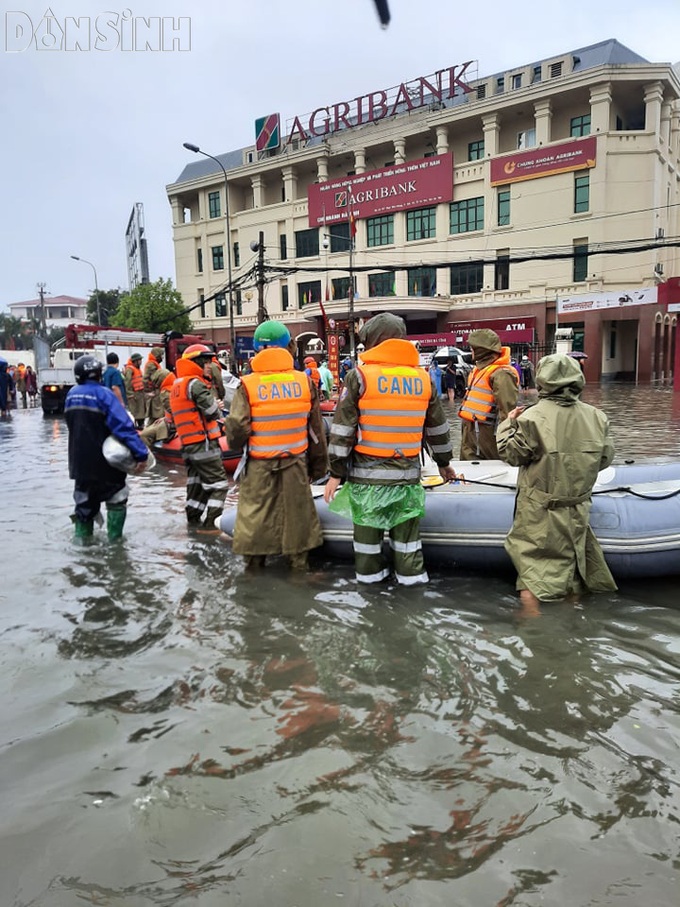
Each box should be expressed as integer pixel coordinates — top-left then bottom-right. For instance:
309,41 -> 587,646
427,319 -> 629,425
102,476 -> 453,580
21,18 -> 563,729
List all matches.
353,517 -> 428,585
184,447 -> 228,526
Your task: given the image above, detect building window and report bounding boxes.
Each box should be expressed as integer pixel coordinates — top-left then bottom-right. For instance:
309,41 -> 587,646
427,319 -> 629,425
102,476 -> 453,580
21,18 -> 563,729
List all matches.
280,234 -> 287,259
298,280 -> 321,306
215,292 -> 227,317
468,139 -> 485,161
550,61 -> 563,78
369,272 -> 395,297
367,214 -> 394,247
233,242 -> 240,267
211,245 -> 224,270
328,222 -> 351,252
497,189 -> 511,226
406,206 -> 436,241
573,241 -> 589,282
408,267 -> 437,297
199,293 -> 205,318
208,191 -> 221,219
235,290 -> 242,316
450,197 -> 484,234
570,114 -> 591,137
197,248 -> 203,273
295,228 -> 319,258
517,128 -> 536,149
332,277 -> 350,299
574,173 -> 590,213
531,65 -> 542,84
511,73 -> 522,90
496,76 -> 505,94
495,252 -> 510,290
450,261 -> 484,295
477,83 -> 487,100
282,285 -> 289,311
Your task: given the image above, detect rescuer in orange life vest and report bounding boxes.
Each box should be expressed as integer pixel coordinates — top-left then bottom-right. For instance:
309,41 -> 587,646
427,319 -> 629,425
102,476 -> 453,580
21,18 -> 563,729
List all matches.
324,312 -> 457,586
224,321 -> 329,571
123,353 -> 146,428
458,328 -> 519,461
169,344 -> 229,529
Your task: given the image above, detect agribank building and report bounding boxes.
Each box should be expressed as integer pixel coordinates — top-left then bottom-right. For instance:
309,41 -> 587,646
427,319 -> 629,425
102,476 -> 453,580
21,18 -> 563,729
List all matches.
167,39 -> 680,383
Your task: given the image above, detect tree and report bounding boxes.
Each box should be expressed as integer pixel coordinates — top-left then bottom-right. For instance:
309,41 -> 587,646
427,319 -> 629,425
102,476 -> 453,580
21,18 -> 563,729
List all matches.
0,313 -> 30,350
87,288 -> 126,327
112,279 -> 192,333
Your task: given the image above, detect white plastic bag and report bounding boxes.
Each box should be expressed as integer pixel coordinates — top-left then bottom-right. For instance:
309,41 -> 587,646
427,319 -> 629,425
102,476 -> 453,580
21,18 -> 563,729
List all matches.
102,436 -> 155,474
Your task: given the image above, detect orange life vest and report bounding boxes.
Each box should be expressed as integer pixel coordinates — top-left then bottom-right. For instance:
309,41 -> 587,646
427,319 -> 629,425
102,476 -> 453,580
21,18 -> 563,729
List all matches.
458,347 -> 518,424
169,375 -> 221,446
125,361 -> 144,392
241,347 -> 311,459
306,365 -> 321,388
354,340 -> 430,458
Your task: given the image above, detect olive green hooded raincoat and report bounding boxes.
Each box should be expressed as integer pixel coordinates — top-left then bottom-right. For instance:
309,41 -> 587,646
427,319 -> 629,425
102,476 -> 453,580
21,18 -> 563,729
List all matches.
496,354 -> 617,601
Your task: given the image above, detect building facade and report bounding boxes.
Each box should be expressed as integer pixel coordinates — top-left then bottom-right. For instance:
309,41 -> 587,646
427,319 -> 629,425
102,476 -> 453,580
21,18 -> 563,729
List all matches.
167,39 -> 680,382
8,295 -> 88,331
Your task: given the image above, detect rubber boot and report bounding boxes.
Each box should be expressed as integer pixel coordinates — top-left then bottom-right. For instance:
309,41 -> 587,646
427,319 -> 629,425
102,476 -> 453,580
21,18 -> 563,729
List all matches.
107,506 -> 127,541
74,518 -> 94,539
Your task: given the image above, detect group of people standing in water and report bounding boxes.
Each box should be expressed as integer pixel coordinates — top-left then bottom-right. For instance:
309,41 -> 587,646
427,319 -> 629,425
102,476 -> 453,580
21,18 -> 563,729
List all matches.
61,314 -> 617,616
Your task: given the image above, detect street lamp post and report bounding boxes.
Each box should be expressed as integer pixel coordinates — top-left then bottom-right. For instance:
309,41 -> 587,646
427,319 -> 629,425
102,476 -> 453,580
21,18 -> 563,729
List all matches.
322,231 -> 356,363
183,142 -> 236,372
70,255 -> 101,325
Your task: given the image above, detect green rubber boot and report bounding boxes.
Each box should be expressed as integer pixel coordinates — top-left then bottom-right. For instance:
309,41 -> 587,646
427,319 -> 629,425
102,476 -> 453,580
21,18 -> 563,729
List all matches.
74,518 -> 94,539
107,506 -> 127,541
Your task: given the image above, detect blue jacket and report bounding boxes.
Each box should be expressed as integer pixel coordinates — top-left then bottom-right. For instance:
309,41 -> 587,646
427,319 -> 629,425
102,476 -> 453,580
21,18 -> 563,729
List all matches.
65,379 -> 148,483
102,364 -> 127,405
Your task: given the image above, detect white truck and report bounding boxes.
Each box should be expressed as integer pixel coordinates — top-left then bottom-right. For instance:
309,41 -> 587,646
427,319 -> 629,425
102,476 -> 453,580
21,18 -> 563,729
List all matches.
39,325 -> 212,414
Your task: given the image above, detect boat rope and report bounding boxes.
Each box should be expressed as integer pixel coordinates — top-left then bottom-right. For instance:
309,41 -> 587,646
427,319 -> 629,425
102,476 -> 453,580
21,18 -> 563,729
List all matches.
592,485 -> 680,501
451,478 -> 680,500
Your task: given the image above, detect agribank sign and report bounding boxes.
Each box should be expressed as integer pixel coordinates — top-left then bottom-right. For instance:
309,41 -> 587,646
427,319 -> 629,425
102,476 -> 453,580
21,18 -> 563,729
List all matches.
286,62 -> 475,144
308,153 -> 453,226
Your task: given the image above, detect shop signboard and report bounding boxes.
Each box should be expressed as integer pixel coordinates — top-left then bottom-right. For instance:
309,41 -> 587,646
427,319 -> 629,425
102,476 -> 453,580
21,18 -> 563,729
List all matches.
557,286 -> 658,314
490,136 -> 596,187
308,153 -> 453,227
446,317 -> 536,345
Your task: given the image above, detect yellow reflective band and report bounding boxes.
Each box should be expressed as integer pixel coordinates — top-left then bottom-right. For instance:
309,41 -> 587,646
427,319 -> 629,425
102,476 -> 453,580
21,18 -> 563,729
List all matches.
381,366 -> 419,376
260,373 -> 295,382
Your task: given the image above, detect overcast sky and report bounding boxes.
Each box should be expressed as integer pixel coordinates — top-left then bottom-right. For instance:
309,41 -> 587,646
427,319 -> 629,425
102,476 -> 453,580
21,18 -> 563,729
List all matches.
2,0 -> 680,309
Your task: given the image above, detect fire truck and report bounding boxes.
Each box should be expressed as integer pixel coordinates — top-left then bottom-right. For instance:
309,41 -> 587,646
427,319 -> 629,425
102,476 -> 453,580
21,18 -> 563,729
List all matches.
40,324 -> 214,415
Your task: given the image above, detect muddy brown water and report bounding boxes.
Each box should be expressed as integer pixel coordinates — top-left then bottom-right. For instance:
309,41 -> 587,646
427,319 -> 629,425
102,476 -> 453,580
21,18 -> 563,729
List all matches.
1,383 -> 679,906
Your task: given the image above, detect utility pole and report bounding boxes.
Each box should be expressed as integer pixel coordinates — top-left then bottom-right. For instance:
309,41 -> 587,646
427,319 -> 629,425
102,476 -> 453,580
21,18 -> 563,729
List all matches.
255,230 -> 267,324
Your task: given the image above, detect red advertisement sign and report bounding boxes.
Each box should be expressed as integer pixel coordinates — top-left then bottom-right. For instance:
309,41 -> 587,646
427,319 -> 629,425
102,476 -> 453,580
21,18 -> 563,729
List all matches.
327,332 -> 340,388
308,153 -> 453,227
490,136 -> 596,187
447,317 -> 536,345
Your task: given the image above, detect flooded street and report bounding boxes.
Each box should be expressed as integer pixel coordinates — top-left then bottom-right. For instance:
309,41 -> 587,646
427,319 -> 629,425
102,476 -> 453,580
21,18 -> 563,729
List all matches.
1,383 -> 679,907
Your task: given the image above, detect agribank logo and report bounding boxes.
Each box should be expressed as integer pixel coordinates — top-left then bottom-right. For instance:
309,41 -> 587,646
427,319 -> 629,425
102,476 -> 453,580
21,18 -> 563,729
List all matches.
4,7 -> 192,52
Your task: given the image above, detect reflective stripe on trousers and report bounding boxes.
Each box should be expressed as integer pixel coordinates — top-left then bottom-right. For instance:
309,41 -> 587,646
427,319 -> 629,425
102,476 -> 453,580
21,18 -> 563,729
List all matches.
353,517 -> 428,585
184,450 -> 228,524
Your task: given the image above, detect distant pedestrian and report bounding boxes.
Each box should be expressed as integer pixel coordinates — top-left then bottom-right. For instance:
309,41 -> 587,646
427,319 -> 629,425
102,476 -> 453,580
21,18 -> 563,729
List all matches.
318,360 -> 334,399
25,365 -> 38,406
102,352 -> 127,407
0,359 -> 14,419
520,355 -> 535,390
429,359 -> 443,396
15,363 -> 27,409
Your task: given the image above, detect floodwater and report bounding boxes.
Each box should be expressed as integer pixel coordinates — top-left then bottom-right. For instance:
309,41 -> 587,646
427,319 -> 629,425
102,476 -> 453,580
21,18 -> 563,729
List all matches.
1,384 -> 679,907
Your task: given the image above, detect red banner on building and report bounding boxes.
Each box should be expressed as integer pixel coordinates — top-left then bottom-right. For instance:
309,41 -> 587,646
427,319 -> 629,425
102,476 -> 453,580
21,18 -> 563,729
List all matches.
490,136 -> 596,187
447,317 -> 536,345
308,153 -> 453,227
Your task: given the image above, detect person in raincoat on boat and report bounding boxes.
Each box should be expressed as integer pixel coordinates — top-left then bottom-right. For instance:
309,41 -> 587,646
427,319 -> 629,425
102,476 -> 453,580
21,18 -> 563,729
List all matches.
496,353 -> 617,614
223,321 -> 329,571
324,313 -> 457,585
